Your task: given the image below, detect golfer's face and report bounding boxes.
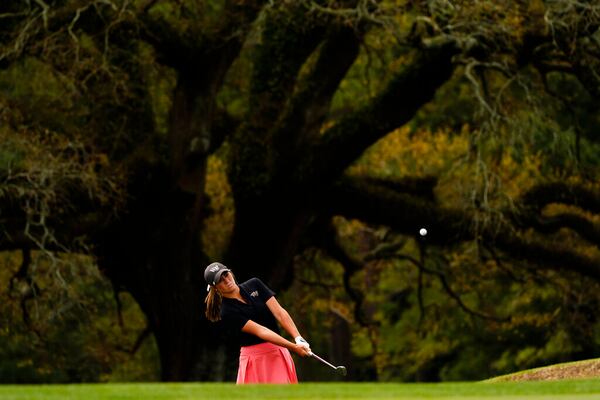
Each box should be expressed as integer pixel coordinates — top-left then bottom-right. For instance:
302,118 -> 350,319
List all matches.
216,271 -> 235,292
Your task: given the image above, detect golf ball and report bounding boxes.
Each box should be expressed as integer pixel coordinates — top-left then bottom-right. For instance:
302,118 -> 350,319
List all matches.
419,228 -> 427,236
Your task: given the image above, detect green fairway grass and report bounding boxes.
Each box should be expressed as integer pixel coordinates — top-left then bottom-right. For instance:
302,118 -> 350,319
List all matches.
1,381 -> 600,400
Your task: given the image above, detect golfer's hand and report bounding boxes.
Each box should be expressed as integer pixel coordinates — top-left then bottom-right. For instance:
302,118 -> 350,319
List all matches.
292,343 -> 312,357
295,336 -> 311,351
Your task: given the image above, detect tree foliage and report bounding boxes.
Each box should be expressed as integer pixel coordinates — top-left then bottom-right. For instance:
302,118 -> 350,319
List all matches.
0,251 -> 158,382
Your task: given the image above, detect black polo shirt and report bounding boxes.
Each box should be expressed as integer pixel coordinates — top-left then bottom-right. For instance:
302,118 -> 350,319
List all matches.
221,278 -> 280,347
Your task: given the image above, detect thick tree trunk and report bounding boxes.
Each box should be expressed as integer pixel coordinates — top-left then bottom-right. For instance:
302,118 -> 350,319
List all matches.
150,289 -> 233,381
94,166 -> 236,381
97,232 -> 237,380
226,193 -> 311,289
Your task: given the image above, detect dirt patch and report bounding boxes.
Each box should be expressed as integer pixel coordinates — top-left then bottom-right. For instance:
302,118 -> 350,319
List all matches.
503,360 -> 600,381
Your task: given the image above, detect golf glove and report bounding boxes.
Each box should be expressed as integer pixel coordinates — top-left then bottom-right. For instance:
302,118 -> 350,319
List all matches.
295,336 -> 310,350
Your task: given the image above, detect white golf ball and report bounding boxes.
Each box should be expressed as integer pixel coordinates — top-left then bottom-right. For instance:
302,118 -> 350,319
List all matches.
419,228 -> 427,236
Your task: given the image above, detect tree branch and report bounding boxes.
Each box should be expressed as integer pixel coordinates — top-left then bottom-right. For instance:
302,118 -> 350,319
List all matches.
8,248 -> 33,295
300,42 -> 459,186
492,231 -> 600,282
368,249 -> 506,322
324,176 -> 467,244
313,218 -> 373,327
521,182 -> 600,213
324,176 -> 600,282
271,24 -> 362,171
140,0 -> 266,72
229,2 -> 329,198
523,212 -> 600,245
130,325 -> 152,355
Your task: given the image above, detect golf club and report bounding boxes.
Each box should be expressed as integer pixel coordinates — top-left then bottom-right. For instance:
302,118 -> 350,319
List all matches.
309,351 -> 347,376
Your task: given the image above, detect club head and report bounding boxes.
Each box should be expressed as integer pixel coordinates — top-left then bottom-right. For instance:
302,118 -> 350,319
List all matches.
336,366 -> 347,376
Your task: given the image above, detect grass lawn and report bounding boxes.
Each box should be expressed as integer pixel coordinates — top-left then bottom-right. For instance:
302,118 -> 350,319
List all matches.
1,380 -> 600,400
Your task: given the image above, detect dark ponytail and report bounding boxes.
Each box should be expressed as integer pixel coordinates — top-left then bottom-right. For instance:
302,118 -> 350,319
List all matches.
205,286 -> 222,322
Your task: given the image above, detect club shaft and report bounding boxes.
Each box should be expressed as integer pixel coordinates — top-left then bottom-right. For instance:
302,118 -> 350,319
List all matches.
310,352 -> 338,370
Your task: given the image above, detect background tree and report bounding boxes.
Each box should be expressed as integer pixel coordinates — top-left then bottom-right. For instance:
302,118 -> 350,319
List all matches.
1,0 -> 600,382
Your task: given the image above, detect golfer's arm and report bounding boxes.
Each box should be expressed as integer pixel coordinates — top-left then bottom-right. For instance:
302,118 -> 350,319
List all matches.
241,320 -> 296,351
265,297 -> 301,339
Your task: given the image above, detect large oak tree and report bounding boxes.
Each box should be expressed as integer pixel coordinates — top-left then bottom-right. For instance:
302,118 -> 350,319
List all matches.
1,0 -> 600,381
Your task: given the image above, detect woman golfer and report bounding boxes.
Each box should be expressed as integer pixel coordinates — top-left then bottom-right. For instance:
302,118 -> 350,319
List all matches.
204,261 -> 311,384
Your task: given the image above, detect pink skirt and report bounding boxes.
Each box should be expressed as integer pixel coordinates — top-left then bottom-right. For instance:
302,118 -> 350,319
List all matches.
236,342 -> 298,384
